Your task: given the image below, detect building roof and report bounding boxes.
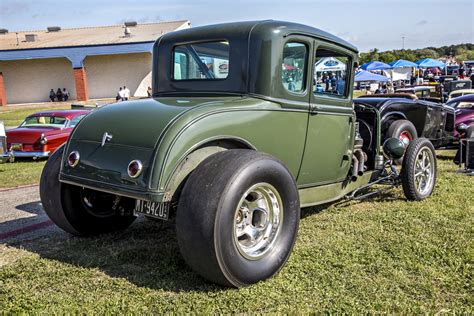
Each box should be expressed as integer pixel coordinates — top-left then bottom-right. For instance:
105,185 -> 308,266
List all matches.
0,20 -> 190,51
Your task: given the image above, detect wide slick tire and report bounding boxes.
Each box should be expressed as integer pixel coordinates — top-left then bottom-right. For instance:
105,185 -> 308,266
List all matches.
176,150 -> 300,287
39,146 -> 136,236
400,138 -> 437,201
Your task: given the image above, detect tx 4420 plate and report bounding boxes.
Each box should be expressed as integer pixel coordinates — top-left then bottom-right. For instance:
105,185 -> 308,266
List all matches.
134,200 -> 170,220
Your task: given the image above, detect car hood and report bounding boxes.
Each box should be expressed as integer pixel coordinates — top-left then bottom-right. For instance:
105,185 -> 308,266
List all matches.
455,108 -> 474,122
68,97 -> 239,149
6,127 -> 62,144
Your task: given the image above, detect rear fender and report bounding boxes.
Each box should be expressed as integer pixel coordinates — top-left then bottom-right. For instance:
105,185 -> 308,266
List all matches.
162,138 -> 255,202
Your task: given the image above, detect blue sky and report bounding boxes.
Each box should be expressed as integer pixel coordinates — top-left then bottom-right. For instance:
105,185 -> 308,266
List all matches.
0,0 -> 472,52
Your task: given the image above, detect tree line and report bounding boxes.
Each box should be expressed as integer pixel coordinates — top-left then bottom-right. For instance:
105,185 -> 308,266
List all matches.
359,43 -> 474,65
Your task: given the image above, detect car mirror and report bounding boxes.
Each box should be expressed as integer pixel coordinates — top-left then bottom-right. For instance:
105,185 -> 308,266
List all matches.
456,123 -> 469,134
382,138 -> 406,160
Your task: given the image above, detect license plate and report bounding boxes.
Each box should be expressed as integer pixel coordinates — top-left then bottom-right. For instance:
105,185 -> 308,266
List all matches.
11,143 -> 23,151
134,200 -> 170,220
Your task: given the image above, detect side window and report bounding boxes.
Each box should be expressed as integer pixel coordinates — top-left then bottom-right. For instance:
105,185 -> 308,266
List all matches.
313,48 -> 351,97
282,42 -> 308,93
68,115 -> 85,128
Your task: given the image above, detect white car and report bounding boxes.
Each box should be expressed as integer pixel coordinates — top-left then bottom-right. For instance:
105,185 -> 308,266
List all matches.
448,89 -> 474,100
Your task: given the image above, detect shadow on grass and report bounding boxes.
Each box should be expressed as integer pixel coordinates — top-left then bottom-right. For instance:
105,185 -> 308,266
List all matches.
4,211 -> 222,292
3,183 -> 404,293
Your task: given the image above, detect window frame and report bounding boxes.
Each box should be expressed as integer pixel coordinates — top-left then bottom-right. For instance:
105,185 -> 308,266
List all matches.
312,45 -> 353,100
281,40 -> 310,96
171,40 -> 231,82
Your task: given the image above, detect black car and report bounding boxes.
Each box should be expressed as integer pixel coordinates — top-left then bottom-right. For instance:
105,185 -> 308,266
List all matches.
355,94 -> 456,149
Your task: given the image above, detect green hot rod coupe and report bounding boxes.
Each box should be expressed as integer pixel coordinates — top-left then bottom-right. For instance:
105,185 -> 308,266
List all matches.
40,21 -> 438,287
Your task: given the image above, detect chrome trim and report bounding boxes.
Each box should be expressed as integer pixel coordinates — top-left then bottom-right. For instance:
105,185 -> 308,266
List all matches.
11,151 -> 50,158
101,132 -> 113,147
68,151 -> 80,167
127,160 -> 143,178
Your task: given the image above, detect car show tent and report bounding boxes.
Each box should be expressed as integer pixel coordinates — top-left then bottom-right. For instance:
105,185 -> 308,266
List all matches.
354,70 -> 390,82
416,58 -> 445,68
389,59 -> 418,68
314,57 -> 346,72
360,61 -> 392,71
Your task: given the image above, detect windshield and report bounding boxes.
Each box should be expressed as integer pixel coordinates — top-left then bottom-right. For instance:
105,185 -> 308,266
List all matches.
21,115 -> 67,128
173,41 -> 230,80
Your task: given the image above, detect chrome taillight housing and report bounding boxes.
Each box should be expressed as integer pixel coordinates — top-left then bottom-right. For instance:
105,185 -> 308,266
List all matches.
127,160 -> 143,178
68,151 -> 80,167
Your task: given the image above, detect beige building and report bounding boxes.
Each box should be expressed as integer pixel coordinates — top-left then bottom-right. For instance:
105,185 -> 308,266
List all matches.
0,20 -> 190,105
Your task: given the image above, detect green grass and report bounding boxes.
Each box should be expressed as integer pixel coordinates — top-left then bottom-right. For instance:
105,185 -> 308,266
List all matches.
0,151 -> 472,313
353,89 -> 366,98
0,159 -> 46,188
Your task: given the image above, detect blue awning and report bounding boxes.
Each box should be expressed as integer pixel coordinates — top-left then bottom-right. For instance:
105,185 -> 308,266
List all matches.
360,61 -> 392,70
355,70 -> 390,82
389,59 -> 418,68
416,58 -> 445,68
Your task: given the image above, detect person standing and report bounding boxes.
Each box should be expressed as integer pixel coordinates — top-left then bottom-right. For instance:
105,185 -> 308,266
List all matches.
123,86 -> 130,101
147,86 -> 152,97
62,88 -> 70,101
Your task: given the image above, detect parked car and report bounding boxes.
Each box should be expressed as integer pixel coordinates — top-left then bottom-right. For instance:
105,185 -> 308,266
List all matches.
40,20 -> 439,287
446,94 -> 474,138
443,80 -> 472,101
355,93 -> 456,149
395,86 -> 435,100
0,121 -> 9,163
448,88 -> 474,100
5,110 -> 90,159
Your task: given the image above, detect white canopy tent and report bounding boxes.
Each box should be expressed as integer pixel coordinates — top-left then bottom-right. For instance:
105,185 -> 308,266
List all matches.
314,57 -> 346,73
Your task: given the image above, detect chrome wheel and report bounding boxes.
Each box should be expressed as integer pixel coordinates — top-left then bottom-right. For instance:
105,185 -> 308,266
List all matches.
413,147 -> 435,195
233,183 -> 283,260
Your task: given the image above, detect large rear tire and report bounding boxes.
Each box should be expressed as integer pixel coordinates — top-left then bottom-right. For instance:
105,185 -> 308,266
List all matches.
401,138 -> 437,201
176,150 -> 300,287
40,146 -> 136,236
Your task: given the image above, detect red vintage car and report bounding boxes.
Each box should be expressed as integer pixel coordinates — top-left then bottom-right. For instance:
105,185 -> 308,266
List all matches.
4,110 -> 90,159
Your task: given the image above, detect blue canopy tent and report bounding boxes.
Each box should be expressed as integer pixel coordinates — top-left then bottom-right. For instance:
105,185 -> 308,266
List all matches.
355,70 -> 390,82
389,59 -> 418,68
416,58 -> 445,68
360,61 -> 392,71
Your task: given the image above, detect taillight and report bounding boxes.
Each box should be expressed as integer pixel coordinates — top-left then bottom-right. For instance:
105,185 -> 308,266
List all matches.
68,151 -> 80,167
127,160 -> 143,178
40,133 -> 48,145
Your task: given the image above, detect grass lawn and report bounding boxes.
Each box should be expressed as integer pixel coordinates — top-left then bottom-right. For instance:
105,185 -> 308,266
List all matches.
0,150 -> 472,313
0,159 -> 46,188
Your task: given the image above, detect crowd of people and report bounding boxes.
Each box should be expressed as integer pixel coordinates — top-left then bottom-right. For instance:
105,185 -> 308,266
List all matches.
49,88 -> 70,102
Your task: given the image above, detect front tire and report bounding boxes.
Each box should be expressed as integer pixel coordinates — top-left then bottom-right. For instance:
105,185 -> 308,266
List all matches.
401,138 -> 437,201
176,150 -> 300,287
40,146 -> 136,236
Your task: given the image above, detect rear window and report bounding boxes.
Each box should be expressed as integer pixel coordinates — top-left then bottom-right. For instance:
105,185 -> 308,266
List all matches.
173,41 -> 230,80
21,116 -> 67,128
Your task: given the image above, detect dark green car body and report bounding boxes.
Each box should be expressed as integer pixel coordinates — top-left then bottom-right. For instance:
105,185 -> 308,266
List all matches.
60,20 -> 381,207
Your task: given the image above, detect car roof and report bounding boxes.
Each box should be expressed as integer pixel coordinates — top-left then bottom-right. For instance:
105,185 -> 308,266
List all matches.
447,93 -> 474,103
162,20 -> 358,53
397,86 -> 431,92
28,109 -> 90,119
449,89 -> 474,95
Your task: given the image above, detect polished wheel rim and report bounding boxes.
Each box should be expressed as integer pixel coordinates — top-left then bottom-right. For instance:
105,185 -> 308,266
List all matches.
399,131 -> 412,147
233,183 -> 283,260
413,147 -> 435,195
